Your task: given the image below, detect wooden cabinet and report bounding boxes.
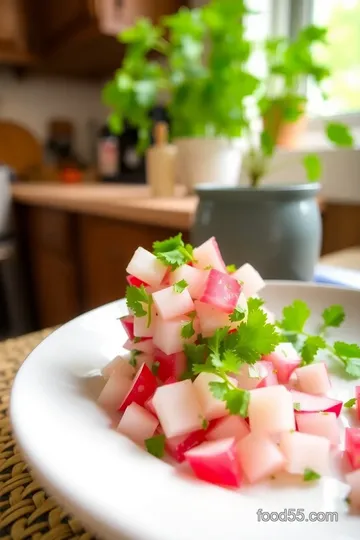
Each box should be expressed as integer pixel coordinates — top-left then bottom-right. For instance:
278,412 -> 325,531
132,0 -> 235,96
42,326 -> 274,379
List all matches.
0,0 -> 33,64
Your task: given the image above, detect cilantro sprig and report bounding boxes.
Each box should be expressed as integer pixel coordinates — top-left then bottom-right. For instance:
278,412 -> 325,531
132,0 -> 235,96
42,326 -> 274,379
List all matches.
344,398 -> 356,408
126,284 -> 153,327
153,233 -> 194,270
181,311 -> 197,339
173,279 -> 188,293
303,468 -> 321,482
277,300 -> 360,378
145,434 -> 166,458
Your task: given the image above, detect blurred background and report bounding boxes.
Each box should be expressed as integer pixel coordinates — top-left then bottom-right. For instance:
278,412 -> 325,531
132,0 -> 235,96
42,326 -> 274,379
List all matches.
0,0 -> 360,340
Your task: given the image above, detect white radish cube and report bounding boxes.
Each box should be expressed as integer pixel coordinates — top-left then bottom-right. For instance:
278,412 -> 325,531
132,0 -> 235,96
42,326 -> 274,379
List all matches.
193,237 -> 226,272
185,438 -> 242,487
280,431 -> 330,476
102,355 -> 135,379
193,373 -> 237,421
166,430 -> 207,463
237,361 -> 278,391
296,412 -> 340,446
231,263 -> 265,297
200,269 -> 241,313
346,470 -> 360,509
169,265 -> 208,300
133,305 -> 157,338
117,403 -> 158,445
152,286 -> 195,320
98,370 -> 132,411
237,433 -> 285,483
194,300 -> 230,338
126,247 -> 167,287
290,389 -> 343,416
295,362 -> 331,395
152,380 -> 204,438
263,343 -> 301,384
206,415 -> 249,442
249,386 -> 295,435
123,338 -> 154,355
153,316 -> 198,355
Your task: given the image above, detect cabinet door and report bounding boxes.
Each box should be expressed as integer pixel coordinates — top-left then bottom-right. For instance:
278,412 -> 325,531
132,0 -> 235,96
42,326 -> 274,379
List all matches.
0,0 -> 29,63
79,216 -> 188,310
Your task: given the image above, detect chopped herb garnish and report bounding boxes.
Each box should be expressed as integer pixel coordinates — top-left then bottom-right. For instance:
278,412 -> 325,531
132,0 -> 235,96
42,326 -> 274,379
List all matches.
344,398 -> 357,408
293,402 -> 301,411
303,468 -> 321,482
129,350 -> 140,367
226,264 -> 237,273
145,434 -> 166,458
181,311 -> 196,339
126,284 -> 153,327
173,279 -> 188,293
151,361 -> 160,376
229,307 -> 246,323
133,336 -> 142,343
204,264 -> 213,270
201,418 -> 209,430
152,234 -> 194,269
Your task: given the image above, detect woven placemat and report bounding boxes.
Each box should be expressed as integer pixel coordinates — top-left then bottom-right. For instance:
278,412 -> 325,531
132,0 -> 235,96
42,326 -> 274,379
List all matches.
0,330 -> 93,540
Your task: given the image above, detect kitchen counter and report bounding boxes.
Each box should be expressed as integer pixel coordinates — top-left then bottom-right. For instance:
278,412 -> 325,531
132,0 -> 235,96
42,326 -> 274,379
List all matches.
12,184 -> 196,230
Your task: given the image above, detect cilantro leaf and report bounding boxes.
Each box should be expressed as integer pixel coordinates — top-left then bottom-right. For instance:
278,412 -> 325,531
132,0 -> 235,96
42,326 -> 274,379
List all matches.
279,300 -> 310,333
209,381 -> 228,399
145,434 -> 166,458
151,361 -> 160,376
207,327 -> 230,355
293,402 -> 301,411
333,341 -> 360,359
229,307 -> 246,323
125,285 -> 153,327
226,264 -> 237,273
321,305 -> 345,329
201,418 -> 209,430
152,233 -> 194,269
247,297 -> 265,312
183,343 -> 207,377
129,350 -> 140,367
181,311 -> 196,339
303,468 -> 321,482
344,358 -> 360,378
221,350 -> 242,373
233,307 -> 281,362
300,335 -> 326,365
225,388 -> 250,417
344,398 -> 356,408
192,362 -> 216,375
173,279 -> 188,293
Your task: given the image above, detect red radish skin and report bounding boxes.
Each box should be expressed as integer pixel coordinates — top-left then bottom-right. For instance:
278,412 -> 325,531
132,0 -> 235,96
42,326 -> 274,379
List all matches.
185,438 -> 243,487
118,363 -> 158,412
120,315 -> 135,340
144,396 -> 157,416
166,429 -> 208,463
126,275 -> 149,288
345,428 -> 360,470
163,376 -> 178,385
200,269 -> 241,313
290,389 -> 343,417
357,386 -> 360,421
153,349 -> 187,383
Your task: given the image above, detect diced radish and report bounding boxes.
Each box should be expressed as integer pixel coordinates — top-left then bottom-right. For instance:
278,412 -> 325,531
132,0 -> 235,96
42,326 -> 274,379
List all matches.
194,300 -> 230,338
185,438 -> 242,487
357,386 -> 360,421
295,362 -> 331,396
345,428 -> 360,470
123,338 -> 154,355
193,237 -> 226,272
206,415 -> 249,442
290,389 -> 343,417
152,286 -> 195,320
346,470 -> 360,509
126,275 -> 149,288
166,429 -> 207,463
118,363 -> 158,412
237,361 -> 278,391
193,373 -> 237,421
120,315 -> 134,340
279,431 -> 330,476
295,412 -> 340,446
263,343 -> 301,384
160,269 -> 171,287
231,263 -> 265,298
163,376 -> 178,385
117,403 -> 158,445
101,355 -> 135,379
135,353 -> 153,370
200,269 -> 241,313
237,433 -> 285,483
133,306 -> 157,338
169,265 -> 208,300
153,316 -> 198,355
98,370 -> 133,411
152,380 -> 203,438
153,349 -> 186,383
126,247 -> 167,287
249,386 -> 295,435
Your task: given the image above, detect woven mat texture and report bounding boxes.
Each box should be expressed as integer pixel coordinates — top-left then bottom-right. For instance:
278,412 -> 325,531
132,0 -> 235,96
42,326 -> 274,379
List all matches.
0,330 -> 93,540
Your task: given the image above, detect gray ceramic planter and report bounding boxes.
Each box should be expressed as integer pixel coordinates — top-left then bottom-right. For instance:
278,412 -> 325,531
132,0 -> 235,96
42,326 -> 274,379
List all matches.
191,184 -> 322,281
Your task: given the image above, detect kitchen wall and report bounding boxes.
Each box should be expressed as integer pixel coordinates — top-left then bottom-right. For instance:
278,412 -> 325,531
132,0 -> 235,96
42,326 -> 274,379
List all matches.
0,71 -> 107,163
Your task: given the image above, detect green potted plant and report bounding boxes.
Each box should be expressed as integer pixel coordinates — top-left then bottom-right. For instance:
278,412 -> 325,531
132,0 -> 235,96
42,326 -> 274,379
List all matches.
102,0 -> 259,192
192,23 -> 354,281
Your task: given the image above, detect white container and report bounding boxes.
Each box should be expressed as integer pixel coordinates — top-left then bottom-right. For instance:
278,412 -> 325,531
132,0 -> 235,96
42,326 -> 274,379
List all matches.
175,137 -> 243,193
146,123 -> 177,197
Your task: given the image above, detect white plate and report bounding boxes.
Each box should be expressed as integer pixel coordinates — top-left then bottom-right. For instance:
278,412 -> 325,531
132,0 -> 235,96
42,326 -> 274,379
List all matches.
11,282 -> 360,540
